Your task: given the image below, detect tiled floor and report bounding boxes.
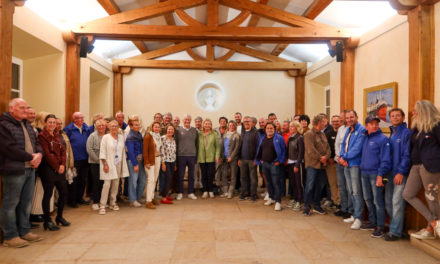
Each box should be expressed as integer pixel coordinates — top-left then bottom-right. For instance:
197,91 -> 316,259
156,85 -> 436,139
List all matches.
0,197 -> 438,264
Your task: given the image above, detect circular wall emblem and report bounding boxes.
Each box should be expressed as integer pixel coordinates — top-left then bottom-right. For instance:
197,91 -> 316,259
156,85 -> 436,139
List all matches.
195,82 -> 225,111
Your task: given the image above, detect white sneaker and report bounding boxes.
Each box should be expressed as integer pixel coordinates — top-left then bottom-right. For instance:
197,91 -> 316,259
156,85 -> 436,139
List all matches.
227,192 -> 233,199
132,201 -> 141,207
202,192 -> 208,199
209,192 -> 215,198
176,193 -> 183,200
188,193 -> 197,200
411,228 -> 436,240
343,215 -> 355,223
264,193 -> 269,201
274,202 -> 281,211
264,199 -> 275,206
92,203 -> 100,210
350,219 -> 362,230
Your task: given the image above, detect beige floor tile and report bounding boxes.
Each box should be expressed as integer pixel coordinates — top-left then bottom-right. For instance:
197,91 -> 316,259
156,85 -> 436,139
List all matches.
215,229 -> 254,242
171,241 -> 216,259
254,240 -> 302,259
80,243 -> 133,260
294,241 -> 346,259
179,219 -> 214,232
333,241 -> 383,258
176,231 -> 216,242
36,243 -> 93,261
215,242 -> 258,259
126,240 -> 175,260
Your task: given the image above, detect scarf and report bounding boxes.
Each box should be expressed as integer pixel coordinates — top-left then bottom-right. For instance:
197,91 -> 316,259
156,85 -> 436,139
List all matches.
150,131 -> 162,152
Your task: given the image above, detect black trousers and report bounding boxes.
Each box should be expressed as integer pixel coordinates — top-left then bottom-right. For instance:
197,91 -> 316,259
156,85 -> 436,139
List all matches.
161,162 -> 175,197
89,163 -> 103,203
40,165 -> 68,222
200,162 -> 215,192
68,160 -> 89,205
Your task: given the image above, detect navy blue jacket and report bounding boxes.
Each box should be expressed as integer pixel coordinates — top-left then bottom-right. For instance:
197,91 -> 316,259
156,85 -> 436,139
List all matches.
413,124 -> 440,173
63,122 -> 91,161
125,129 -> 143,167
360,129 -> 391,176
340,122 -> 367,167
389,123 -> 412,177
255,133 -> 286,165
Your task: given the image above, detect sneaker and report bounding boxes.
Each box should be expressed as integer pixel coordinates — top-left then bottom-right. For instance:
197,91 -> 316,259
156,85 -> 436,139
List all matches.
239,194 -> 247,201
334,210 -> 345,217
250,195 -> 257,202
202,192 -> 208,199
166,196 -> 174,201
286,200 -> 295,208
161,198 -> 173,204
138,198 -> 146,204
146,202 -> 156,209
371,227 -> 385,238
176,193 -> 183,200
264,199 -> 275,206
21,232 -> 43,242
188,193 -> 198,200
343,215 -> 355,223
227,192 -> 233,199
342,212 -> 352,219
322,200 -> 332,208
110,204 -> 120,211
432,220 -> 440,238
263,193 -> 269,201
360,223 -> 376,231
274,202 -> 281,211
303,207 -> 311,216
91,203 -> 100,210
132,201 -> 142,207
2,237 -> 29,248
209,192 -> 215,198
350,219 -> 362,230
410,228 -> 436,240
293,202 -> 301,211
312,206 -> 326,215
99,208 -> 106,215
384,233 -> 400,241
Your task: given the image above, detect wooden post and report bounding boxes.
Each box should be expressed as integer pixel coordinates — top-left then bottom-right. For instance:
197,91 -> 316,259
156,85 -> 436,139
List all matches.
0,0 -> 15,113
294,75 -> 305,115
340,46 -> 355,111
113,71 -> 122,117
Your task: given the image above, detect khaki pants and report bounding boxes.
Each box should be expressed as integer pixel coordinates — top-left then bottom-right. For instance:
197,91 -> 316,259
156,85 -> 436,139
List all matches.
100,178 -> 119,208
326,162 -> 340,205
145,156 -> 161,202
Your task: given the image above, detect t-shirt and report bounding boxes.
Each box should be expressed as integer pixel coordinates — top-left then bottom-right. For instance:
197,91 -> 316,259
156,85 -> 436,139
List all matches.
261,137 -> 276,163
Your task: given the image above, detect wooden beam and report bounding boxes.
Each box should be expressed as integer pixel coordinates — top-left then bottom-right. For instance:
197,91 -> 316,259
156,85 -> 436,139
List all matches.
113,72 -> 123,116
206,41 -> 214,61
159,0 -> 176,25
73,24 -> 349,42
220,10 -> 250,27
340,46 -> 355,111
294,75 -> 305,115
175,9 -> 205,26
132,41 -> 149,53
0,0 -> 15,113
216,49 -> 235,61
112,59 -> 306,70
207,0 -> 219,26
90,0 -> 206,25
247,0 -> 268,27
65,42 -> 80,125
216,42 -> 288,62
128,41 -> 204,60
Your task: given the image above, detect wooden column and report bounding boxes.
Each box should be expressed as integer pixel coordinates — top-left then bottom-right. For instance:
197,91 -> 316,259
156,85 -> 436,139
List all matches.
63,31 -> 80,125
288,69 -> 306,115
340,47 -> 355,111
112,66 -> 132,116
0,0 -> 15,112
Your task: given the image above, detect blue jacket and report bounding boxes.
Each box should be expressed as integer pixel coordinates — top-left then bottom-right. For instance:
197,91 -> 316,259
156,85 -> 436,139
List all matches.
255,133 -> 286,165
125,130 -> 143,166
340,122 -> 367,167
389,123 -> 412,177
360,129 -> 391,176
63,122 -> 91,161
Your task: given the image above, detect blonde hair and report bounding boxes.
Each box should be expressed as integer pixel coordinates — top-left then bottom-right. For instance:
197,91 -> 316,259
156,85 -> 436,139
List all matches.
95,119 -> 107,129
411,100 -> 440,133
92,113 -> 104,125
202,118 -> 213,132
34,111 -> 50,130
289,120 -> 303,134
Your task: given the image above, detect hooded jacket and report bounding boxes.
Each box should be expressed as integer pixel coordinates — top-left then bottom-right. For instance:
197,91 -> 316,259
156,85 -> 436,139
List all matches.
340,122 -> 367,167
360,129 -> 391,176
389,123 -> 412,176
255,132 -> 286,165
63,121 -> 91,161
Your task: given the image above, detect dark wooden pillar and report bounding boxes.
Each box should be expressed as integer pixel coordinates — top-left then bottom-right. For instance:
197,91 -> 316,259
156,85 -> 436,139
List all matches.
112,66 -> 131,116
0,0 -> 15,113
294,75 -> 305,115
340,45 -> 355,111
63,31 -> 80,125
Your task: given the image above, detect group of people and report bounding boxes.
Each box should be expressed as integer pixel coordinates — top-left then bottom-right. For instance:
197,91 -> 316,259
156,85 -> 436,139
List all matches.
1,97 -> 440,249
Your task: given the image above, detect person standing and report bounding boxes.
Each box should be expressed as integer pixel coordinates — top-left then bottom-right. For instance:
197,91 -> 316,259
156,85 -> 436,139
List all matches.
0,98 -> 43,247
286,121 -> 304,211
220,121 -> 241,198
325,115 -> 342,208
143,122 -> 162,209
215,117 -> 228,193
115,111 -> 128,130
160,125 -> 177,204
194,116 -> 203,191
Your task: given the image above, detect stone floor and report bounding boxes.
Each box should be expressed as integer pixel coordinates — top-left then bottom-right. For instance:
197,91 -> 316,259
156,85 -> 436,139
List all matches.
0,196 -> 438,264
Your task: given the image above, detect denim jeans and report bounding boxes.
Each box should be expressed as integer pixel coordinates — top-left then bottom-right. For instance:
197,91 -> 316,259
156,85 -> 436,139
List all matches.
361,173 -> 385,228
177,156 -> 196,194
385,173 -> 406,237
127,160 -> 147,202
1,169 -> 35,240
304,167 -> 326,208
337,164 -> 352,213
344,166 -> 364,220
262,162 -> 283,203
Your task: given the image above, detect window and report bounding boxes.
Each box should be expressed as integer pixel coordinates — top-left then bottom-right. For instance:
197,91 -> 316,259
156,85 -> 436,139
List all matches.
325,88 -> 330,118
11,57 -> 23,99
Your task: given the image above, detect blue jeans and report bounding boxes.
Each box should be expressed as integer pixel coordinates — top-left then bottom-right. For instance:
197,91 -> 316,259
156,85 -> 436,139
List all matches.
262,162 -> 283,203
385,173 -> 406,237
361,173 -> 385,228
177,156 -> 196,194
344,166 -> 364,220
304,167 -> 326,208
127,160 -> 147,202
337,164 -> 352,213
1,169 -> 35,240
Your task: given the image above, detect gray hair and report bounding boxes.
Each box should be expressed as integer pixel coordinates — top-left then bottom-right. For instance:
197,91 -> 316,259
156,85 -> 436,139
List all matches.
183,114 -> 191,120
194,116 -> 203,122
115,111 -> 124,118
9,98 -> 25,108
312,114 -> 326,126
250,117 -> 257,124
163,112 -> 173,119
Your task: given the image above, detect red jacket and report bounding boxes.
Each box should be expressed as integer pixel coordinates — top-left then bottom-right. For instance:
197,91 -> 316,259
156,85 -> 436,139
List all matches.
39,129 -> 66,172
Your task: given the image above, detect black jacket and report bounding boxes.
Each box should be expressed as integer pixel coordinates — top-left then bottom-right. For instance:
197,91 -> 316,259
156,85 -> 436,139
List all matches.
0,112 -> 43,175
286,133 -> 305,168
238,127 -> 259,160
412,124 -> 440,173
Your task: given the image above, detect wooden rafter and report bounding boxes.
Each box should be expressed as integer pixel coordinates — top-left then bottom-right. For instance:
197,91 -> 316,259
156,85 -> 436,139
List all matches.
159,0 -> 177,25
221,11 -> 250,27
216,42 -> 288,62
247,0 -> 269,27
128,41 -> 204,60
207,0 -> 219,26
175,9 -> 205,26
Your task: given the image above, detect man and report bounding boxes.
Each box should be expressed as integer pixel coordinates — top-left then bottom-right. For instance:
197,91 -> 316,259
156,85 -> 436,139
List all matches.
294,114 -> 301,122
324,115 -> 341,209
0,98 -> 43,247
268,113 -> 277,123
215,117 -> 228,192
384,108 -> 412,241
173,116 -> 181,128
360,115 -> 391,238
64,111 -> 91,207
238,116 -> 259,201
303,115 -> 331,216
281,120 -> 290,143
26,107 -> 36,126
234,112 -> 243,135
339,110 -> 367,230
175,114 -> 198,200
258,117 -> 267,135
115,111 -> 127,130
299,115 -> 310,134
147,113 -> 163,133
162,112 -> 172,135
193,116 -> 203,190
250,117 -> 257,129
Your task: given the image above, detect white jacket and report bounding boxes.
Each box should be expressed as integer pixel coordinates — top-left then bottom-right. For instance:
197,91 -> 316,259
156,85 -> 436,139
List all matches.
99,133 -> 129,180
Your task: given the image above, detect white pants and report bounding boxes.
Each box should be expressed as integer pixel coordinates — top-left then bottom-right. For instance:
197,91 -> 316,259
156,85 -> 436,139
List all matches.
100,178 -> 119,208
145,156 -> 161,202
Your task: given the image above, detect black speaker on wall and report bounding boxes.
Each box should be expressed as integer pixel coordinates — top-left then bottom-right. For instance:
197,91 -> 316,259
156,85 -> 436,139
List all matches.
79,36 -> 88,58
335,41 -> 343,62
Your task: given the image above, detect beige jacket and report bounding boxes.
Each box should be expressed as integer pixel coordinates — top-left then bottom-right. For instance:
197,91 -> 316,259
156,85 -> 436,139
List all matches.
99,133 -> 129,180
304,127 -> 331,169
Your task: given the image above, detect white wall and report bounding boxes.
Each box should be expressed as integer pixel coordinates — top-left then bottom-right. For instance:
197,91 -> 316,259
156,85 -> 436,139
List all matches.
123,69 -> 295,127
90,78 -> 112,119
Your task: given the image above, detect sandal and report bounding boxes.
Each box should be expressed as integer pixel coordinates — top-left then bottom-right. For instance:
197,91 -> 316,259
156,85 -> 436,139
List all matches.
110,204 -> 120,211
99,208 -> 106,215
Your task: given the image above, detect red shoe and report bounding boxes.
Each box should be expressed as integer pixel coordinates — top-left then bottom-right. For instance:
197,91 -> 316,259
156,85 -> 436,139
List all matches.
166,196 -> 174,201
161,198 -> 173,204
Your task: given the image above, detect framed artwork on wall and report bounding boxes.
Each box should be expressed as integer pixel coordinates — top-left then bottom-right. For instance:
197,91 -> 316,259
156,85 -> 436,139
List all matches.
363,82 -> 398,133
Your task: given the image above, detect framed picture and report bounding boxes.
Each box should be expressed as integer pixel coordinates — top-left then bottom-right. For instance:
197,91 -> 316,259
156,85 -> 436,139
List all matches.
363,82 -> 398,133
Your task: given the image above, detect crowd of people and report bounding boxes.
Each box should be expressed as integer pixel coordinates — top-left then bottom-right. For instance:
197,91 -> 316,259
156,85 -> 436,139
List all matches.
1,97 -> 440,248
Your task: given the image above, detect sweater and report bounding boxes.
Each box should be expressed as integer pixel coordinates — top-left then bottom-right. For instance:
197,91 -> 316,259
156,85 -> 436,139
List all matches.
125,129 -> 144,166
86,131 -> 104,164
143,133 -> 157,166
99,133 -> 129,180
175,126 -> 198,157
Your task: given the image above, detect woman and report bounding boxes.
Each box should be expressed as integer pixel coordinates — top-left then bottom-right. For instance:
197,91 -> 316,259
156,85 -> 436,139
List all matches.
403,100 -> 440,239
143,122 -> 162,209
38,114 -> 70,231
86,119 -> 106,210
256,122 -> 286,211
197,119 -> 220,199
126,119 -> 147,207
56,118 -> 74,183
220,121 -> 241,198
160,124 -> 177,204
98,120 -> 129,215
286,121 -> 305,211
274,120 -> 282,135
